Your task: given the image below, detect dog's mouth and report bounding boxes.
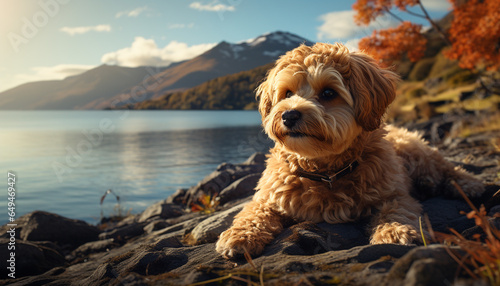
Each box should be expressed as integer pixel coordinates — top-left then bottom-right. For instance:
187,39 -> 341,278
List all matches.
288,132 -> 307,138
285,131 -> 325,142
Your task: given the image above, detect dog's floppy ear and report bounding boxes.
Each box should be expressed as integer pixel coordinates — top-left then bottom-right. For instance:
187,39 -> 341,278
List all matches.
348,53 -> 399,131
256,73 -> 273,120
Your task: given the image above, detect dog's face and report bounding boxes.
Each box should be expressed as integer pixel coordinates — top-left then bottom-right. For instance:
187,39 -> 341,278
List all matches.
257,43 -> 399,158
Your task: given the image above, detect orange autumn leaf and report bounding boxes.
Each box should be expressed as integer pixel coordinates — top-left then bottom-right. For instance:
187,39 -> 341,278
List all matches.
444,0 -> 500,71
358,21 -> 427,66
353,0 -> 500,71
353,0 -> 420,25
190,192 -> 220,213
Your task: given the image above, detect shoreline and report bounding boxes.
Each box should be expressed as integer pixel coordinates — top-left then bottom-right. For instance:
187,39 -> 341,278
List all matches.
1,114 -> 499,285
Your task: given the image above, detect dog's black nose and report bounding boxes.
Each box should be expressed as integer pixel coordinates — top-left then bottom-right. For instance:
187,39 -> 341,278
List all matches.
282,110 -> 301,128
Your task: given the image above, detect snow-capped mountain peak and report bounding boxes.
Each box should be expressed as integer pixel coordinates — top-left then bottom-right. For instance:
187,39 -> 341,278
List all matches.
215,31 -> 312,61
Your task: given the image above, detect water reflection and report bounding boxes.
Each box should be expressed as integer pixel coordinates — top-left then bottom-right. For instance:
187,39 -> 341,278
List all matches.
1,121 -> 273,223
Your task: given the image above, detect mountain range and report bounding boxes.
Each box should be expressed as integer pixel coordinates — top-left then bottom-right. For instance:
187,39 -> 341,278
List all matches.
0,31 -> 312,110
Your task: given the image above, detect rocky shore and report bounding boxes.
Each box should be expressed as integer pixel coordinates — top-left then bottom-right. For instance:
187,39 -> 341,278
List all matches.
1,114 -> 499,286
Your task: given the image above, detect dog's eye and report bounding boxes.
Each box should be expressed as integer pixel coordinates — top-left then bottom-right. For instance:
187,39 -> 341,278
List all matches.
285,90 -> 294,98
319,88 -> 339,101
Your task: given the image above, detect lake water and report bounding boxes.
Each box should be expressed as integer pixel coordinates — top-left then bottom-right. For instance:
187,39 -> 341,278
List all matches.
0,110 -> 273,224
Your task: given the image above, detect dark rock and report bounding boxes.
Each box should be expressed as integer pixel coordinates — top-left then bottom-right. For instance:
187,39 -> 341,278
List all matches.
138,202 -> 184,222
143,220 -> 170,234
70,238 -> 118,258
404,258 -> 452,286
483,185 -> 500,212
243,152 -> 267,165
165,188 -> 187,205
186,203 -> 246,244
272,221 -> 369,256
124,251 -> 185,275
114,215 -> 137,228
80,263 -> 119,285
4,147 -> 498,285
144,214 -> 211,245
385,245 -> 460,286
182,156 -> 266,207
0,211 -> 99,249
356,244 -> 414,263
422,197 -> 476,233
153,237 -> 183,249
99,222 -> 146,240
82,247 -> 193,285
165,212 -> 204,226
461,217 -> 500,240
217,173 -> 261,205
0,238 -> 65,278
317,221 -> 370,250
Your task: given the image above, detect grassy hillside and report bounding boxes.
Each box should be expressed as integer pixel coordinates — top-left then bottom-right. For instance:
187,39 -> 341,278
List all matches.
388,45 -> 500,122
0,65 -> 167,110
132,63 -> 273,110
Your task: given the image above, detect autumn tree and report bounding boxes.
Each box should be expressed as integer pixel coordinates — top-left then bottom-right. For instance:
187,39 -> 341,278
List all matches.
353,0 -> 500,71
444,0 -> 500,71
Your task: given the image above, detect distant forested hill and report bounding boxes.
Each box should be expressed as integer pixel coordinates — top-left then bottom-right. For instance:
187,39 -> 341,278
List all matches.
131,63 -> 273,110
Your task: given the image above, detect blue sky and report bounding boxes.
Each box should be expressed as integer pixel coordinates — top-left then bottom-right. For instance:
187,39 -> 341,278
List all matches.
0,0 -> 451,93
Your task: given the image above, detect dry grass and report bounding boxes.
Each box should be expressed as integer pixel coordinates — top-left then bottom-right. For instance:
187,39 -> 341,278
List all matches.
459,113 -> 500,138
187,251 -> 269,286
434,182 -> 500,285
98,189 -> 133,229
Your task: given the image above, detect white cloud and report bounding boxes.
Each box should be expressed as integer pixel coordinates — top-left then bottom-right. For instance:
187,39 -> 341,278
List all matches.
100,37 -> 216,67
317,10 -> 397,41
13,64 -> 95,86
420,0 -> 451,12
60,24 -> 111,36
116,6 -> 148,18
189,1 -> 235,12
343,38 -> 361,52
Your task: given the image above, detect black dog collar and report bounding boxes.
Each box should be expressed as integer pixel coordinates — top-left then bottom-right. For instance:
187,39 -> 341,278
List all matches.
295,160 -> 359,187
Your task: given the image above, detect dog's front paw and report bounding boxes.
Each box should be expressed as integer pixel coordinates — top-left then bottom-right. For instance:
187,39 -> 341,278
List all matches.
370,222 -> 418,245
216,227 -> 267,259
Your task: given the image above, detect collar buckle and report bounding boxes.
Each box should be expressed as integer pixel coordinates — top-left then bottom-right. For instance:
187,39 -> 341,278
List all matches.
295,160 -> 359,188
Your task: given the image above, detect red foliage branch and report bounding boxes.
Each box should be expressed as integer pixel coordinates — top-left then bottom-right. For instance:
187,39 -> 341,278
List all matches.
353,0 -> 500,71
444,0 -> 500,71
358,21 -> 427,66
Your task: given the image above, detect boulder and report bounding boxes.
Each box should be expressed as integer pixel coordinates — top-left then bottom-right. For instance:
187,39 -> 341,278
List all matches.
70,238 -> 118,258
165,188 -> 187,205
0,211 -> 100,249
182,154 -> 266,207
422,197 -> 476,233
138,202 -> 184,223
99,222 -> 147,240
243,152 -> 267,165
273,221 -> 370,256
0,238 -> 65,278
3,145 -> 499,286
143,220 -> 170,234
217,173 -> 261,205
186,203 -> 247,244
384,245 -> 461,286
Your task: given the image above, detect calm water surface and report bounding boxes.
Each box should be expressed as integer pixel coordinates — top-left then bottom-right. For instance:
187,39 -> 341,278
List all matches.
0,110 -> 272,223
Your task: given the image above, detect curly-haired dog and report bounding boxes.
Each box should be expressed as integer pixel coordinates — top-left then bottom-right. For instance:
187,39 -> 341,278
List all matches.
216,43 -> 484,258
